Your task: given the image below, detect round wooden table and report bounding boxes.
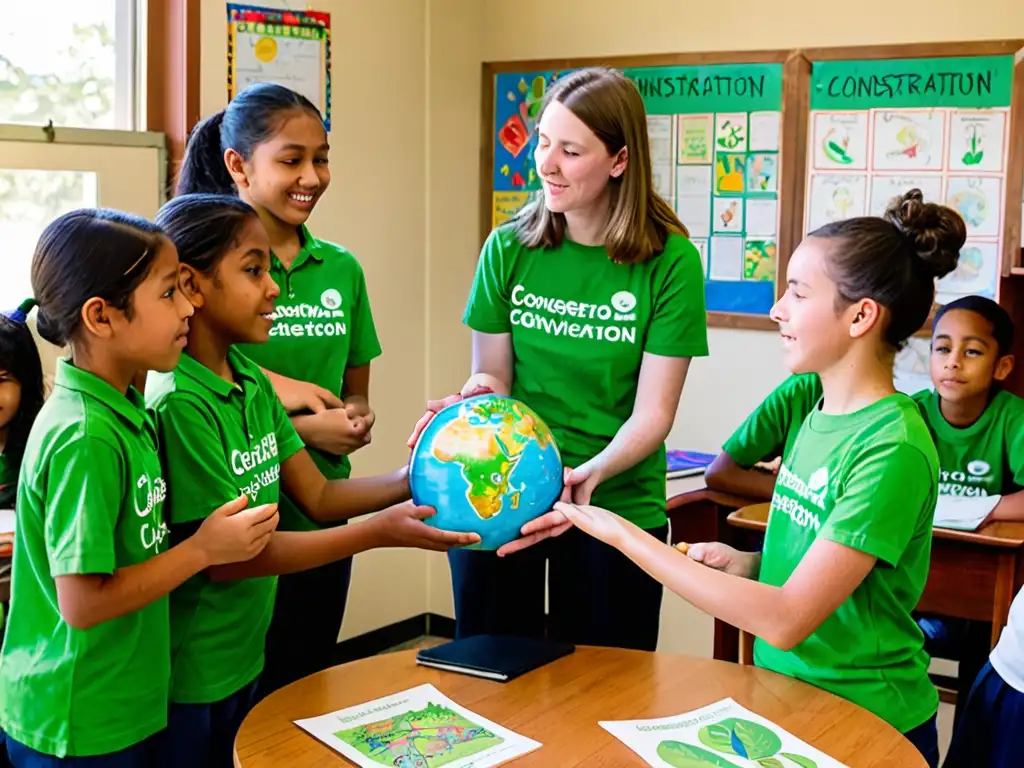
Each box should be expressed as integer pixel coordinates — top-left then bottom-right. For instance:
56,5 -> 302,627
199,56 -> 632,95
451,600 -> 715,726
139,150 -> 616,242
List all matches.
234,646 -> 926,767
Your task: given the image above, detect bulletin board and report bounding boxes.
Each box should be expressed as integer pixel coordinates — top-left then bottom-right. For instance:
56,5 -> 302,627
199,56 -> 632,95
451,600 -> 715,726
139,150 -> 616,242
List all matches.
482,52 -> 798,331
784,41 -> 1024,396
799,44 -> 1023,307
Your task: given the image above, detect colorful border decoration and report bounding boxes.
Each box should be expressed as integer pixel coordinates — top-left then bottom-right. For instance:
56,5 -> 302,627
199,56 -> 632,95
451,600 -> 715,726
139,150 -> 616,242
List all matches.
227,4 -> 332,131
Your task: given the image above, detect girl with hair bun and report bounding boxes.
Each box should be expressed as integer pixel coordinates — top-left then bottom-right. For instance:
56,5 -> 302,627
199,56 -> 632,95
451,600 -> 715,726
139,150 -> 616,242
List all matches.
516,189 -> 965,768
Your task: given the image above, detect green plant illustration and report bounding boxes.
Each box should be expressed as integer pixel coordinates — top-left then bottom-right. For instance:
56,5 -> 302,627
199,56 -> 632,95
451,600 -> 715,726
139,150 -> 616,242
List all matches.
780,753 -> 819,768
657,741 -> 743,767
961,125 -> 984,166
698,719 -> 783,760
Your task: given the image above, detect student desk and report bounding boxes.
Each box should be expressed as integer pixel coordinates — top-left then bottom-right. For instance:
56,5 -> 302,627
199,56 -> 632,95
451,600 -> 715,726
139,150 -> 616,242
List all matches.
728,503 -> 1024,648
232,647 -> 926,767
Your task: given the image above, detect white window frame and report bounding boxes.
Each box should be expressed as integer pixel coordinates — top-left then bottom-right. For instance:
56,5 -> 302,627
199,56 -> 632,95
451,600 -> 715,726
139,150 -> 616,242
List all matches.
0,124 -> 169,205
114,0 -> 141,131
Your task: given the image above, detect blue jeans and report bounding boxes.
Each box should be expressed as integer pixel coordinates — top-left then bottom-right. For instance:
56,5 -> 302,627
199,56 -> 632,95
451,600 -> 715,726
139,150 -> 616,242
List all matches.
943,660 -> 1024,767
903,714 -> 939,768
3,730 -> 161,767
161,679 -> 260,768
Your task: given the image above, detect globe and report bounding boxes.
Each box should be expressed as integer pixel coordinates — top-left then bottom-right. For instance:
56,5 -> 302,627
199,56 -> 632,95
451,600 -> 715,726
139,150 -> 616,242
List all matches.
409,393 -> 563,550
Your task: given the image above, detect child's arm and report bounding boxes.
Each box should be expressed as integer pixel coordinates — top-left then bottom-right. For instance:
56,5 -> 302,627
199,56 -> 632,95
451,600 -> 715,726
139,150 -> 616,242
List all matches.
261,367 -> 343,414
987,490 -> 1024,522
279,449 -> 409,523
56,495 -> 278,630
705,375 -> 822,500
208,501 -> 479,580
704,452 -> 777,500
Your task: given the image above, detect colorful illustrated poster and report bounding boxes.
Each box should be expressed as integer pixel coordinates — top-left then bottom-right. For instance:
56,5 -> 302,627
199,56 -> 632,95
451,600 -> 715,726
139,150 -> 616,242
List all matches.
227,5 -> 332,130
600,697 -> 848,768
807,55 -> 1014,303
492,63 -> 784,316
294,683 -> 541,767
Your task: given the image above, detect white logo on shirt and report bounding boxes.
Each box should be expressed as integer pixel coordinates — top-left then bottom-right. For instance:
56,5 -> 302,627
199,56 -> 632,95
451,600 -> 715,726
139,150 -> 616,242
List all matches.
968,460 -> 991,477
611,290 -> 637,313
508,285 -> 638,345
808,467 -> 829,492
320,288 -> 343,310
939,460 -> 994,497
134,474 -> 169,552
773,464 -> 824,532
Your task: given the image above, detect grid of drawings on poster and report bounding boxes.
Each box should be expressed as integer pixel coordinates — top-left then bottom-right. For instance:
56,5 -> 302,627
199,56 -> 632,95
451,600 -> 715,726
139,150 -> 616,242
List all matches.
491,63 -> 784,316
805,55 -> 1015,306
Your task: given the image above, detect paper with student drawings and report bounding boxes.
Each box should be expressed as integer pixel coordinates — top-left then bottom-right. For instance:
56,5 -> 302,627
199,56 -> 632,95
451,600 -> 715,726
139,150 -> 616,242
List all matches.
600,697 -> 847,768
933,495 -> 1001,532
293,683 -> 541,767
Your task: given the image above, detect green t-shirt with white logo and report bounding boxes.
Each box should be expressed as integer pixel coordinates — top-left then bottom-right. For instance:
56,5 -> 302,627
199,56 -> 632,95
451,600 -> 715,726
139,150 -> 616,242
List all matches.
238,226 -> 382,533
464,225 -> 709,528
723,373 -> 823,467
146,349 -> 304,704
754,394 -> 939,734
0,360 -> 170,757
913,388 -> 1024,497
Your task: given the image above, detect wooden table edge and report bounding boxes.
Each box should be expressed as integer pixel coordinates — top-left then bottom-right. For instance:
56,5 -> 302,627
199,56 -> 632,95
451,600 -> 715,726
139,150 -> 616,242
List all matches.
234,647 -> 927,768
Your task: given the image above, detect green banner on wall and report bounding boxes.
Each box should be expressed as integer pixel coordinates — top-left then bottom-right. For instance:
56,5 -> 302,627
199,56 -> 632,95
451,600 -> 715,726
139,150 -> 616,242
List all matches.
811,55 -> 1014,111
624,63 -> 783,115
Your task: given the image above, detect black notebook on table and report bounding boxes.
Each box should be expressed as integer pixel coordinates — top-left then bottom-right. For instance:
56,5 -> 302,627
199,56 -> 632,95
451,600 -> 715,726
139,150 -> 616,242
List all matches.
415,634 -> 575,682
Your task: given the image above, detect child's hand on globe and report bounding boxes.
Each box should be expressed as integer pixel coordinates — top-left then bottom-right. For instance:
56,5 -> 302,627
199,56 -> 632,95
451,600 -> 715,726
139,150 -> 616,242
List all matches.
495,507 -> 573,557
405,386 -> 494,448
562,463 -> 603,505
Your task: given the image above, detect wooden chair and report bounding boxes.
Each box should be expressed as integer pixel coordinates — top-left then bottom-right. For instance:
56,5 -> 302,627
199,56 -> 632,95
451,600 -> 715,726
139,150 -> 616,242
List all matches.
725,504 -> 772,666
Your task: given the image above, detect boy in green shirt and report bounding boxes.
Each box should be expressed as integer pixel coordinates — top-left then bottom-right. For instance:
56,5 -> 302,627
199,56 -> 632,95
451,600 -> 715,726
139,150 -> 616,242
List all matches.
910,295 -> 1024,723
0,210 -> 278,766
515,189 -> 966,768
151,194 -> 476,768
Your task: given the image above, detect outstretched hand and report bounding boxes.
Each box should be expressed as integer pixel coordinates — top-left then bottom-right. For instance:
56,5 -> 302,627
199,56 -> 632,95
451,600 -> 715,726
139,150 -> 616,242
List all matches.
406,385 -> 493,448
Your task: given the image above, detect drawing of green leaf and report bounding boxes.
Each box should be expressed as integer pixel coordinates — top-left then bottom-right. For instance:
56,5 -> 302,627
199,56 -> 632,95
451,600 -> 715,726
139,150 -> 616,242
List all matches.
961,150 -> 983,166
657,741 -> 743,767
780,753 -> 819,768
698,718 -> 782,760
756,759 -> 785,768
733,720 -> 783,759
697,723 -> 734,753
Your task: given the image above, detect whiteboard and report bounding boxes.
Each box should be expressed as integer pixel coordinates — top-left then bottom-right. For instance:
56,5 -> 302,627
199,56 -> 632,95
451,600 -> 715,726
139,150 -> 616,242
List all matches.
232,30 -> 324,118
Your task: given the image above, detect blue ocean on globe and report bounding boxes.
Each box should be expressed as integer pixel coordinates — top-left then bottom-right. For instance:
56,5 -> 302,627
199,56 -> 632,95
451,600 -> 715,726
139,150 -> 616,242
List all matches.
409,393 -> 563,550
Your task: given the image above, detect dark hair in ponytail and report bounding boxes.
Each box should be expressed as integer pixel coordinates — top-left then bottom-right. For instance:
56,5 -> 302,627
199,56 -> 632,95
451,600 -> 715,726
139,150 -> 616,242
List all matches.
810,189 -> 966,350
177,83 -> 324,197
31,209 -> 165,348
155,193 -> 259,275
0,300 -> 45,508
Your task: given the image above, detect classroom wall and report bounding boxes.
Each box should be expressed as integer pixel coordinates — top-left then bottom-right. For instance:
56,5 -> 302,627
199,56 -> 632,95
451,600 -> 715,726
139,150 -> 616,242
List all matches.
198,0 -> 1024,645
